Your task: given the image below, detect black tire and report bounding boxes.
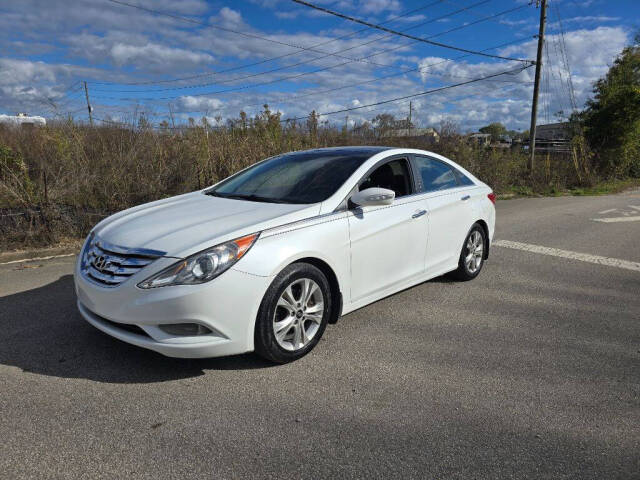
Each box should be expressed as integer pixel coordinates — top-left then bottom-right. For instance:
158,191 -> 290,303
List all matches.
451,223 -> 486,281
254,262 -> 332,363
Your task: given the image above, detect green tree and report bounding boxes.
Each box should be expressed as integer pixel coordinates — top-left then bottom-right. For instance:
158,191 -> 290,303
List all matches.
580,33 -> 640,177
478,122 -> 507,142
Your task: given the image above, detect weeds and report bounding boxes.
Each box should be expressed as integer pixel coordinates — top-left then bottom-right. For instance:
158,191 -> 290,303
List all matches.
0,112 -> 604,250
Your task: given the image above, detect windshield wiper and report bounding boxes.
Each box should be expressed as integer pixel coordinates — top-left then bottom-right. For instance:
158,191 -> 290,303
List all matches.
206,191 -> 287,204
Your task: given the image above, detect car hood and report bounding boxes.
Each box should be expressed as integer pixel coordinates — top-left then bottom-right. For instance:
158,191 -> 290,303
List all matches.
93,191 -> 320,257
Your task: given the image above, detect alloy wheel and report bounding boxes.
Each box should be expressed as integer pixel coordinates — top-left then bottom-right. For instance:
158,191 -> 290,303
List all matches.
272,278 -> 325,351
465,230 -> 484,273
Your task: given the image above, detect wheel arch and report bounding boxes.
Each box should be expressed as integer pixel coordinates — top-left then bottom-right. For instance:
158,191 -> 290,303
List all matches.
475,219 -> 490,259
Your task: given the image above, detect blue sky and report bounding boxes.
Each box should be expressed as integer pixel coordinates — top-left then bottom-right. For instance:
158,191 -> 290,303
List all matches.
1,0 -> 638,131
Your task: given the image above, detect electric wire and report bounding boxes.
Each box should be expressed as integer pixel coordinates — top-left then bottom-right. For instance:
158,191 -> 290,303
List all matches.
278,64 -> 532,123
552,1 -> 577,111
105,0 -> 452,72
88,9 -> 532,102
93,0 -> 448,86
291,0 -> 534,63
90,0 -> 493,93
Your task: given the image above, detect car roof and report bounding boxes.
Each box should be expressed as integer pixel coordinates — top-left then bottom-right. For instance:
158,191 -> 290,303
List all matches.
298,146 -> 393,156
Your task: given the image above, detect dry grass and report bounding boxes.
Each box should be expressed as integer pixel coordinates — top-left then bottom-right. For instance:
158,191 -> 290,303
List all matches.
0,113 -> 595,250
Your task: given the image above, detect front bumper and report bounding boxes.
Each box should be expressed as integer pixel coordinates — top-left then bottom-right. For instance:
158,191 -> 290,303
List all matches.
74,259 -> 273,359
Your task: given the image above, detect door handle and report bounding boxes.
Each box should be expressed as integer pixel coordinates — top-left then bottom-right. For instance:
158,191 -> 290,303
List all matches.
461,195 -> 471,201
412,209 -> 427,219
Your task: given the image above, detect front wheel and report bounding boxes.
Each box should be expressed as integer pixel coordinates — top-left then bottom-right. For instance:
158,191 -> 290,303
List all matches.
254,263 -> 331,363
452,224 -> 486,281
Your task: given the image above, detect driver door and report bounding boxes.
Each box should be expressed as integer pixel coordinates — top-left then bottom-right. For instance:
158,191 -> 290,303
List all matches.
347,157 -> 428,302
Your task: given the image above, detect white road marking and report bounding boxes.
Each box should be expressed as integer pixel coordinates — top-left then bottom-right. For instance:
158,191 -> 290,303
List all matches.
598,208 -> 617,214
629,205 -> 640,212
493,240 -> 640,272
591,216 -> 640,223
0,253 -> 77,266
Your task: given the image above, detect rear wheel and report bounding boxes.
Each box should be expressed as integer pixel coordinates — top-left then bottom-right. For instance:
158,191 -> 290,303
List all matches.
452,224 -> 486,281
255,263 -> 331,363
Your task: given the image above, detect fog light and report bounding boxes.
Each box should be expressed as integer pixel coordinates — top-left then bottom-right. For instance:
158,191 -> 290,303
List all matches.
159,323 -> 212,336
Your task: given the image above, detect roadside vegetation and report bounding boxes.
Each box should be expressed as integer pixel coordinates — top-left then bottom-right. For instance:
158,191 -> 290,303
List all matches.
1,36 -> 638,251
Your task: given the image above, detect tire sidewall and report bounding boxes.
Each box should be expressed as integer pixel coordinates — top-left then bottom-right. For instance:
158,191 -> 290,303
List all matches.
255,263 -> 332,363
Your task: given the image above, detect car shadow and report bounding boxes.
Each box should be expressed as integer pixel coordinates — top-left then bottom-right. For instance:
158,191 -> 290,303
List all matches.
0,275 -> 275,384
427,273 -> 458,284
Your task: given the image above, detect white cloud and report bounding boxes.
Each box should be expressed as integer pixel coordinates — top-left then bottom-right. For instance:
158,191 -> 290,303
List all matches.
387,14 -> 427,23
110,43 -> 215,69
0,0 -> 632,132
0,58 -> 104,115
360,0 -> 401,14
179,96 -> 224,111
212,7 -> 245,27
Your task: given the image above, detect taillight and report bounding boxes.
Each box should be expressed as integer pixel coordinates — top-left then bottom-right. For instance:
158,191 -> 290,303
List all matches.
487,192 -> 496,204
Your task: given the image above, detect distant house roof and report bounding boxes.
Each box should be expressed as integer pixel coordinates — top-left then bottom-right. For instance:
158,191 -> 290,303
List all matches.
0,114 -> 46,126
382,127 -> 439,138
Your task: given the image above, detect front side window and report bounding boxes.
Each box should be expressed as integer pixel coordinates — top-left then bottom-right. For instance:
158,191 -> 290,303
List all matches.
359,159 -> 413,197
208,151 -> 374,204
414,156 -> 459,192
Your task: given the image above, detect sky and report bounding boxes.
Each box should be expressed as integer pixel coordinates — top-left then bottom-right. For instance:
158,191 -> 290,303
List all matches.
0,0 -> 638,131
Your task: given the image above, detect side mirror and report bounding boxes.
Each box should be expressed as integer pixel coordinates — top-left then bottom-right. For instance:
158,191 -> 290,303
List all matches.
350,187 -> 395,207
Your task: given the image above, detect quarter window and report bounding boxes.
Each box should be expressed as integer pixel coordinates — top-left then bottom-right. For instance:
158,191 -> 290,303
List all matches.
414,156 -> 459,192
453,168 -> 475,186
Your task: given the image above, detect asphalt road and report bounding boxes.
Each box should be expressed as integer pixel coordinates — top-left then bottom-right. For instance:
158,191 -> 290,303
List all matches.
1,190 -> 639,479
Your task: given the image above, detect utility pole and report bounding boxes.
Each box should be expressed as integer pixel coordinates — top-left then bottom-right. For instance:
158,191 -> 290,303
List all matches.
83,81 -> 93,126
409,101 -> 413,130
529,0 -> 547,171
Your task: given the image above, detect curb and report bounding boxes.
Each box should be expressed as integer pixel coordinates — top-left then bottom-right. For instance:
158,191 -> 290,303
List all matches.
0,245 -> 81,265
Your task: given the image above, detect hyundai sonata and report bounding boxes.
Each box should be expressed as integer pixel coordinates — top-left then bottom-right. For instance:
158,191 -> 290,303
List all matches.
75,147 -> 495,362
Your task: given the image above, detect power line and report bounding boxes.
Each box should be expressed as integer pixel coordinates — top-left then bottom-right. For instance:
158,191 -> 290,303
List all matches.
103,0 -> 531,95
552,2 -> 577,111
341,81 -> 526,122
237,38 -> 530,110
279,64 -> 532,123
547,30 -> 571,118
90,0 -> 491,93
87,37 -> 530,114
542,40 -> 552,123
91,0 -> 529,96
89,6 -> 530,102
105,0 -> 447,73
291,0 -> 534,64
94,0 -> 447,86
92,81 -> 526,130
94,0 -> 520,92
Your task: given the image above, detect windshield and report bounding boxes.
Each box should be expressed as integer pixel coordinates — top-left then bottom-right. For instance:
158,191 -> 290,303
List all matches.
207,150 -> 374,204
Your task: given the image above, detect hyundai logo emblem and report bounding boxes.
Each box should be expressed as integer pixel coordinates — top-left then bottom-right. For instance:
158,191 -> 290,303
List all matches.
94,255 -> 109,271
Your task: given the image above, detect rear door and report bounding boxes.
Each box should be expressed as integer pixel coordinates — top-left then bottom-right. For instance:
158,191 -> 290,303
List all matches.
411,155 -> 479,274
347,156 -> 428,302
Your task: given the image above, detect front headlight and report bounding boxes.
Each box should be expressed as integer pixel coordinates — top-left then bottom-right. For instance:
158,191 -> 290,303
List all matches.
137,232 -> 260,289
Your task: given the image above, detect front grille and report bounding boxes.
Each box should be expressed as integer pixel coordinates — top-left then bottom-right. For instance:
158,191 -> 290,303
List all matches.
81,236 -> 166,287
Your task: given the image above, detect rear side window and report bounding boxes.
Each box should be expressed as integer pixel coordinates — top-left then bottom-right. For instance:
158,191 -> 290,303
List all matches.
414,156 -> 458,192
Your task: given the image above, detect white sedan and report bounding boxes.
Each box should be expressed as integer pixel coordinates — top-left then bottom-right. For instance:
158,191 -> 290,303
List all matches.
75,147 -> 495,363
